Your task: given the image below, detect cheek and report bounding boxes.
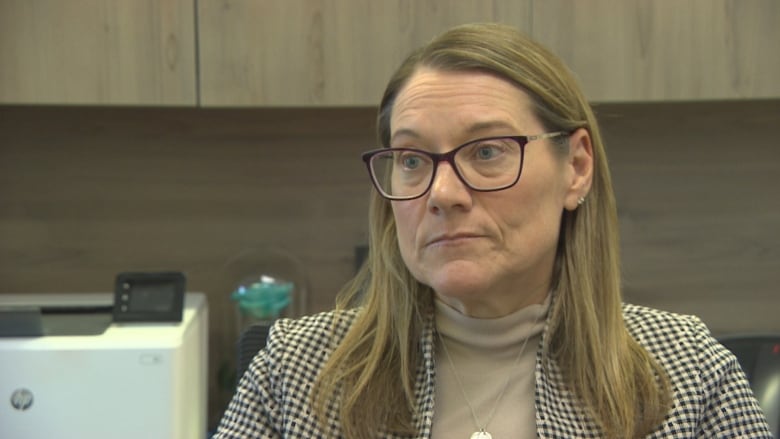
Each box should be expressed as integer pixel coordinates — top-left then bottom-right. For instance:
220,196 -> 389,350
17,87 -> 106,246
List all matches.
499,174 -> 565,241
517,157 -> 569,214
391,202 -> 419,256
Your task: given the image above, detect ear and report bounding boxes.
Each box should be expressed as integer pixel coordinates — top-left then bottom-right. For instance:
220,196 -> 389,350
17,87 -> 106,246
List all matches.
563,127 -> 594,211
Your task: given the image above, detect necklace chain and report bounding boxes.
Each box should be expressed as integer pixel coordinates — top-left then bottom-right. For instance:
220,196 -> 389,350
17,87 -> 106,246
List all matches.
436,309 -> 542,436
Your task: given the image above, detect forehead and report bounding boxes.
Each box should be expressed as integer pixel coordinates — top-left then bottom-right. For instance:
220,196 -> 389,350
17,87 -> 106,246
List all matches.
390,68 -> 537,142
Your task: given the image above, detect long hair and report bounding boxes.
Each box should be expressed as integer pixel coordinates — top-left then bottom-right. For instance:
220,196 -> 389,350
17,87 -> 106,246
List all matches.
313,23 -> 671,438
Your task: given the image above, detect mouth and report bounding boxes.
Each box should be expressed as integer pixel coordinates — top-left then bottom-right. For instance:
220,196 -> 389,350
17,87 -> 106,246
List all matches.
425,232 -> 484,247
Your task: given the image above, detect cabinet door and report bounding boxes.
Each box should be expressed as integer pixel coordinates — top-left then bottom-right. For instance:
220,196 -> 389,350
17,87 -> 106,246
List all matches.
532,0 -> 780,101
0,0 -> 196,105
198,1 -> 532,107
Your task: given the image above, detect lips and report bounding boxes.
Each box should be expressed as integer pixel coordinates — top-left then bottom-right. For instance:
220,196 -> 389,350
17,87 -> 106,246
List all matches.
425,232 -> 484,247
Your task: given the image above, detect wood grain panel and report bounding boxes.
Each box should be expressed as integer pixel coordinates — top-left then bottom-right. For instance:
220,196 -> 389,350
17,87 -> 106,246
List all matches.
532,0 -> 780,101
596,100 -> 780,333
0,0 -> 196,105
197,0 -> 533,106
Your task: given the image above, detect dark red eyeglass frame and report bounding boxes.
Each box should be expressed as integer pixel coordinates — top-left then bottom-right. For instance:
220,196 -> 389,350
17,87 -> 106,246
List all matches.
361,131 -> 569,201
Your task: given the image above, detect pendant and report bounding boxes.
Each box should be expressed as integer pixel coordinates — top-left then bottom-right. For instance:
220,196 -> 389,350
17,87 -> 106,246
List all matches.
470,431 -> 492,439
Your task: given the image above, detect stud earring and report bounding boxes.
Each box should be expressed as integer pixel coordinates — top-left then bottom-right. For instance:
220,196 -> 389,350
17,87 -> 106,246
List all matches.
577,197 -> 585,205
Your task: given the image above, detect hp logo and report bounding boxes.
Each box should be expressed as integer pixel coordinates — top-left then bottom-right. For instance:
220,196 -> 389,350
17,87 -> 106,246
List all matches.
10,388 -> 33,411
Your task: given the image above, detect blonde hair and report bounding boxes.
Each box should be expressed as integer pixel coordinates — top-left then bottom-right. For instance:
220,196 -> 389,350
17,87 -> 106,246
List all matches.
313,23 -> 671,438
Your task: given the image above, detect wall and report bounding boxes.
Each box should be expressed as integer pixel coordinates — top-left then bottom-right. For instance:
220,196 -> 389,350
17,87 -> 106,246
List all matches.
598,101 -> 780,332
1,100 -> 778,427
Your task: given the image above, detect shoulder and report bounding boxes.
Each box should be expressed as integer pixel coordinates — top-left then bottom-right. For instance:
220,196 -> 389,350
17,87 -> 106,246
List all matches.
621,302 -> 730,372
621,302 -> 708,347
215,309 -> 360,438
271,308 -> 360,341
620,303 -> 737,404
223,309 -> 360,437
265,308 -> 360,363
239,308 -> 361,392
621,304 -> 771,437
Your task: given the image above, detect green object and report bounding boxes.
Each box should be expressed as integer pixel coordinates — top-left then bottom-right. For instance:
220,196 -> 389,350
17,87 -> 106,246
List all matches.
230,278 -> 293,320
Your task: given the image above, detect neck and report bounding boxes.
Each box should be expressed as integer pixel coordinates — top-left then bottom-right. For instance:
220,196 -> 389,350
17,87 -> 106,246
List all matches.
435,283 -> 550,318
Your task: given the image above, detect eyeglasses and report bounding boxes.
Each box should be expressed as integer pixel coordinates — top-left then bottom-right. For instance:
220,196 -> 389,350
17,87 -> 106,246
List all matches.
361,132 -> 569,201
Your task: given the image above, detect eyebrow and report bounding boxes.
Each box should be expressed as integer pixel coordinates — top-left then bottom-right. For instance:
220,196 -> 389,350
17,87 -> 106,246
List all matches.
389,128 -> 420,144
463,120 -> 518,135
390,120 -> 519,146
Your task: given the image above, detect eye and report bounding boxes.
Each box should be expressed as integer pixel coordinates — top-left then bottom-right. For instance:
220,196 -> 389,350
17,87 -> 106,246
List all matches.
476,144 -> 501,160
466,139 -> 511,161
397,150 -> 429,170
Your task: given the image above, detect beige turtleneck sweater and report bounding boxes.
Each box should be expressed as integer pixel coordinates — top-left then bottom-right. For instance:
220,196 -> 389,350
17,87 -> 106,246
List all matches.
431,295 -> 549,439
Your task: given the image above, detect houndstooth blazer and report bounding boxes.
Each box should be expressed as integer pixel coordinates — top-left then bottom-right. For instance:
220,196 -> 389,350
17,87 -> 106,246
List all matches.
214,302 -> 772,438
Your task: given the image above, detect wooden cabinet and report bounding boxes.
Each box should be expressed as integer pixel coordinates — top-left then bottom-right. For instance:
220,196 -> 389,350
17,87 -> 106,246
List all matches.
200,0 -> 780,106
197,1 -> 533,107
3,0 -> 778,106
531,0 -> 780,102
0,0 -> 196,105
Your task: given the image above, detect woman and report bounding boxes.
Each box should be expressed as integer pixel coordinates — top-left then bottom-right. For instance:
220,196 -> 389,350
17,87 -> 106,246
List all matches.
215,23 -> 771,438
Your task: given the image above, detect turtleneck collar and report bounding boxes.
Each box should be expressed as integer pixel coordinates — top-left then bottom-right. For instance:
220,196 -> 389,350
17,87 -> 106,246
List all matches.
434,292 -> 551,351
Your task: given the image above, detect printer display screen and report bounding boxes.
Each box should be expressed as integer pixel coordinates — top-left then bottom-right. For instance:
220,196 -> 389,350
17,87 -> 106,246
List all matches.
129,284 -> 175,313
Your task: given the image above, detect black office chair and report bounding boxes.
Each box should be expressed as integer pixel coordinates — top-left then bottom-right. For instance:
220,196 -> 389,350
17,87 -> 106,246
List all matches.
236,323 -> 272,380
718,334 -> 780,437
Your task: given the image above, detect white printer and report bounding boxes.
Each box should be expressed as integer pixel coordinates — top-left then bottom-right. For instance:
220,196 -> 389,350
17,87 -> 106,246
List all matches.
0,292 -> 208,439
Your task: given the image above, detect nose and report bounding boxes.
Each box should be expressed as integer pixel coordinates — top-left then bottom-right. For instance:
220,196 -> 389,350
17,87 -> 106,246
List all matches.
426,162 -> 472,212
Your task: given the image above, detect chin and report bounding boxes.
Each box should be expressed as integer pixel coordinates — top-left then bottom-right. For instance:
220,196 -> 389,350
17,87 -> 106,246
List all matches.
424,267 -> 488,298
